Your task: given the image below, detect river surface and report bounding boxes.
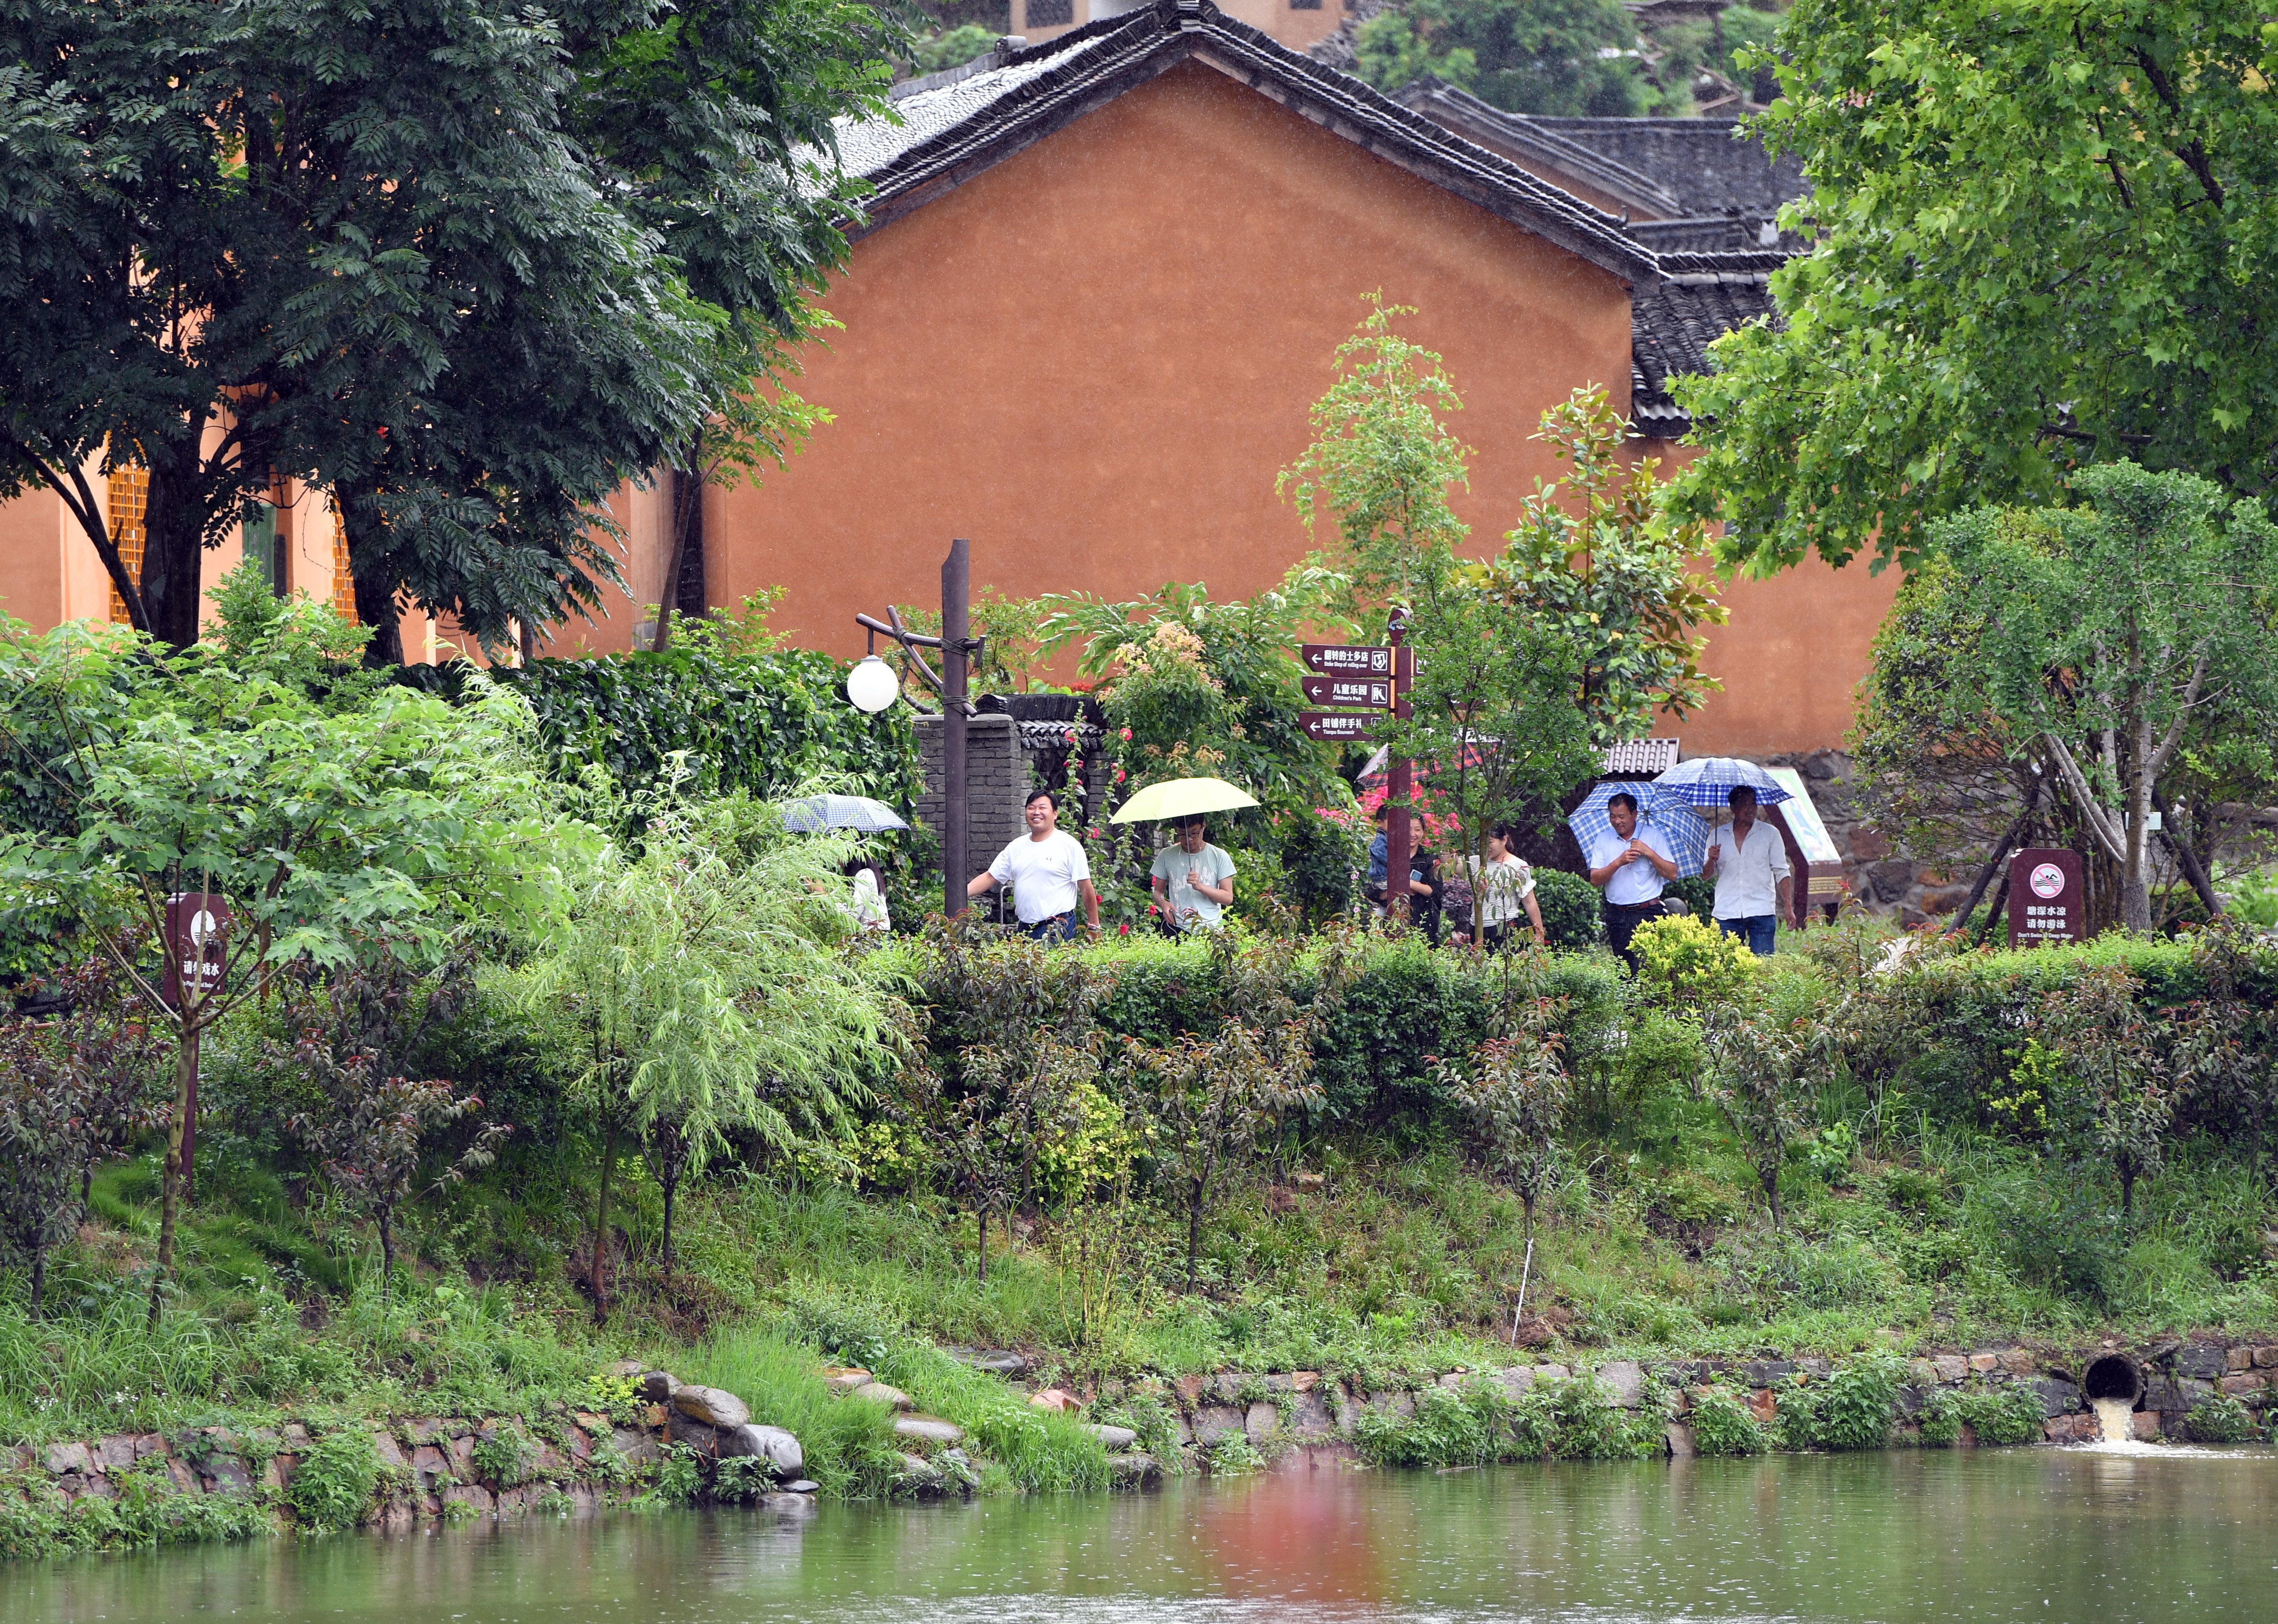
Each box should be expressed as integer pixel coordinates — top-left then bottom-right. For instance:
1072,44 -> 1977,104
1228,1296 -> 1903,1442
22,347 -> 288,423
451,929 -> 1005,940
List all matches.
13,1447 -> 2278,1624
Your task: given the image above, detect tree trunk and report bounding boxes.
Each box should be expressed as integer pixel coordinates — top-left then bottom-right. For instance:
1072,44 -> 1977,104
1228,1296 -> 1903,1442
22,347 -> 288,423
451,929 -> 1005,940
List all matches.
975,1206 -> 987,1284
660,1173 -> 678,1277
2119,1154 -> 2136,1221
1186,1195 -> 1205,1293
592,1117 -> 619,1324
150,1020 -> 198,1326
343,500 -> 406,667
377,1205 -> 396,1297
137,455 -> 209,651
652,460 -> 704,653
30,1244 -> 47,1320
1763,1161 -> 1783,1228
1520,1193 -> 1534,1242
2152,787 -> 2222,919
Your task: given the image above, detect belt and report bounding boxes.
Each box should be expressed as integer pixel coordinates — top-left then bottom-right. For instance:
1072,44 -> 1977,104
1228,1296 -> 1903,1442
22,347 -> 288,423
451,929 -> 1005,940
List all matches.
1606,899 -> 1664,912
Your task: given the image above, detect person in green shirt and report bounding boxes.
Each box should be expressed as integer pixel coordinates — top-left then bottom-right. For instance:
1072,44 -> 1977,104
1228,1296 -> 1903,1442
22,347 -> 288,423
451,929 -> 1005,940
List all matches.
1149,815 -> 1236,931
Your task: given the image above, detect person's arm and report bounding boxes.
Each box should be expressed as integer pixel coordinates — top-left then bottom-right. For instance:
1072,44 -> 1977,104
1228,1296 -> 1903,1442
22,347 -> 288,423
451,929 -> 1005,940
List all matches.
1586,844 -> 1625,887
1524,891 -> 1546,945
1078,878 -> 1100,934
966,871 -> 999,899
1702,832 -> 1722,876
1778,874 -> 1794,920
1188,868 -> 1234,906
1151,873 -> 1169,904
1640,835 -> 1680,880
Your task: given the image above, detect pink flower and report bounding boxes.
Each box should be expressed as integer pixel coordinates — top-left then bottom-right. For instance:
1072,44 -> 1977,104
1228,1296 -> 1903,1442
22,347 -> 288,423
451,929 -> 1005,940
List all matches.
1119,727 -> 1132,741
1113,768 -> 1125,783
1119,922 -> 1131,936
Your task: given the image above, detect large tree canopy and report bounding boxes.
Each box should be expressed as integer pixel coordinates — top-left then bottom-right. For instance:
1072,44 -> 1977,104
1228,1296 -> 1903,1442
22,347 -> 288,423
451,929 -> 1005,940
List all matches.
1669,0 -> 2278,574
0,0 -> 895,656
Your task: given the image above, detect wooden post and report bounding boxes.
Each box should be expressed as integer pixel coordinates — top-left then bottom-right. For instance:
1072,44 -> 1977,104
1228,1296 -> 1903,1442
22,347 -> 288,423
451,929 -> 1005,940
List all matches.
1385,610 -> 1413,923
942,540 -> 970,921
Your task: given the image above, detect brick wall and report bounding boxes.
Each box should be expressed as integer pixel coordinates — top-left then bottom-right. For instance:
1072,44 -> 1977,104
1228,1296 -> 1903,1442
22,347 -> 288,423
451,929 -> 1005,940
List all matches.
915,713 -> 1027,894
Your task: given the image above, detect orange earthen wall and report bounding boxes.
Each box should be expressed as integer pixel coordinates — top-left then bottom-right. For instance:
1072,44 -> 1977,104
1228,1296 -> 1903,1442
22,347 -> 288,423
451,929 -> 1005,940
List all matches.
710,59 -> 1636,658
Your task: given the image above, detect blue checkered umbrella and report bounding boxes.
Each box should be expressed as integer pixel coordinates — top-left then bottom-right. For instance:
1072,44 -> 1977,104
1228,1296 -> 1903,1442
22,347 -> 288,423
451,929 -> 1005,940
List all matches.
1566,781 -> 1710,879
1652,756 -> 1793,812
782,793 -> 909,834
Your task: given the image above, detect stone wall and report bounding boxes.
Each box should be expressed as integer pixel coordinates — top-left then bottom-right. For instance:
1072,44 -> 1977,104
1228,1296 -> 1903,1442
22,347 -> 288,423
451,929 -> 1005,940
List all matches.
1766,748 -> 1983,928
914,713 -> 1027,895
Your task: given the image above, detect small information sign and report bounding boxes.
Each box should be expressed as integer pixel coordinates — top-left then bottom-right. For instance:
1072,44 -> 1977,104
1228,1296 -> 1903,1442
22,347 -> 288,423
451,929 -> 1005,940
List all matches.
1299,675 -> 1393,710
1300,711 -> 1377,743
164,892 -> 231,1008
1300,643 -> 1393,677
2007,848 -> 2085,948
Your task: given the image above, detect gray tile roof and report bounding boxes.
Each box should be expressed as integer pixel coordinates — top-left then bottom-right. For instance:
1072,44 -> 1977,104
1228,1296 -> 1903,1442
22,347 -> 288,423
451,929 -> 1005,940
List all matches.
1630,249 -> 1785,437
1392,81 -> 1684,218
831,0 -> 1662,284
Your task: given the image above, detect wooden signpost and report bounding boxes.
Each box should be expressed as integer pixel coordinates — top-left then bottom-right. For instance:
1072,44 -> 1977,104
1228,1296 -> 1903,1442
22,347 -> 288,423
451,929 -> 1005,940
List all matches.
1297,621 -> 1413,911
2008,848 -> 2086,947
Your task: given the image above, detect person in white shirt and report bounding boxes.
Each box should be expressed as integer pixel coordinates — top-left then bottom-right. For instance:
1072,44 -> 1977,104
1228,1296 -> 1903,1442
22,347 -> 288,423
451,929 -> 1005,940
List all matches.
1467,822 -> 1545,949
1702,784 -> 1792,955
966,789 -> 1100,942
1585,791 -> 1678,970
1149,815 -> 1236,931
848,860 -> 891,934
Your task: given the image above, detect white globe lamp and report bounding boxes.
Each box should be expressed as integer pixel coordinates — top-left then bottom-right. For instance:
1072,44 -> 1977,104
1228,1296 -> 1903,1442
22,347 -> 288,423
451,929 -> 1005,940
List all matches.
846,654 -> 899,714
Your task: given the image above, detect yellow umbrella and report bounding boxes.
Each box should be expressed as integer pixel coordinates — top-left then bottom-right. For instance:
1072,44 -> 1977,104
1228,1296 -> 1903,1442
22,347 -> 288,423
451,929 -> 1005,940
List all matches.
1109,777 -> 1260,824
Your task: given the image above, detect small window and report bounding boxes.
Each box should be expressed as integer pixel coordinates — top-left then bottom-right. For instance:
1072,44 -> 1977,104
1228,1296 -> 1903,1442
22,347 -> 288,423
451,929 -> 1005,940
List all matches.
1027,0 -> 1073,24
241,501 -> 284,597
1290,0 -> 1323,8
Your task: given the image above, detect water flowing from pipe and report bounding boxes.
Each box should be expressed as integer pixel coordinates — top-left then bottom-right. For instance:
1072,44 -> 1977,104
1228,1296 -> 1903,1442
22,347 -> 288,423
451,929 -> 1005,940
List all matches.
2093,1396 -> 2134,1442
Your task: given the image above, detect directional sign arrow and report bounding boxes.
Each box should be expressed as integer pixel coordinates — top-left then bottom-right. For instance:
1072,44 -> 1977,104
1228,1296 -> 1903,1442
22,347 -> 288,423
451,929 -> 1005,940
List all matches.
1300,643 -> 1393,677
1300,710 -> 1378,743
1299,675 -> 1392,710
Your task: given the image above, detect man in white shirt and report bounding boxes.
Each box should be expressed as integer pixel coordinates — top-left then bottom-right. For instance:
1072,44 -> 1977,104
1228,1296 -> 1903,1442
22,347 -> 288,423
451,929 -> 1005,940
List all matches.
1702,785 -> 1792,955
967,789 -> 1100,942
1584,791 -> 1678,970
1149,815 -> 1236,931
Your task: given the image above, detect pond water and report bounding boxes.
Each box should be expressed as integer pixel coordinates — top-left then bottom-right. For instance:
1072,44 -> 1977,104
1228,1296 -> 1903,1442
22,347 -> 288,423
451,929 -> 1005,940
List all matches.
13,1447 -> 2278,1624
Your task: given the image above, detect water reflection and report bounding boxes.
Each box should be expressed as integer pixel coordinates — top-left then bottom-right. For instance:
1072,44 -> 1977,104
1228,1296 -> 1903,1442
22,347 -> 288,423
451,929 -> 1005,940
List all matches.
10,1449 -> 2275,1624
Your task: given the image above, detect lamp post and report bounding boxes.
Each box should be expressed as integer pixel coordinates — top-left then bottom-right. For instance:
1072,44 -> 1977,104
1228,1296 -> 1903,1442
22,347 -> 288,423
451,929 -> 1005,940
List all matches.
851,539 -> 982,920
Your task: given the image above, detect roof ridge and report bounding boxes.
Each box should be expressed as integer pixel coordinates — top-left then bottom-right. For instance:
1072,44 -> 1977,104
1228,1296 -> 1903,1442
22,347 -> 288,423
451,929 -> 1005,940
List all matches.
841,0 -> 1662,284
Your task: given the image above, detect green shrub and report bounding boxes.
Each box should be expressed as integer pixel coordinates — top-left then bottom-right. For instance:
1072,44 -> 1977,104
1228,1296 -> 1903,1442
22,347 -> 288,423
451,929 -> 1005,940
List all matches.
1631,914 -> 1756,1012
285,1427 -> 383,1530
471,1421 -> 539,1488
0,1458 -> 272,1558
1776,1356 -> 1900,1451
1920,1383 -> 2049,1447
1354,1382 -> 1510,1467
1687,1387 -> 1767,1455
1533,868 -> 1602,949
2185,1393 -> 2259,1444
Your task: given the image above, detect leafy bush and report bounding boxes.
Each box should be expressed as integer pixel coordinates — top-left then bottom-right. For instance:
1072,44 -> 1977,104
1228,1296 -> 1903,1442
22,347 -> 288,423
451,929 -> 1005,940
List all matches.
1532,868 -> 1602,949
1776,1356 -> 1900,1451
285,1427 -> 383,1530
2185,1393 -> 2259,1444
1919,1383 -> 2049,1447
1631,914 -> 1756,1012
1687,1387 -> 1767,1456
0,1458 -> 271,1558
471,1422 -> 539,1488
1354,1374 -> 1665,1467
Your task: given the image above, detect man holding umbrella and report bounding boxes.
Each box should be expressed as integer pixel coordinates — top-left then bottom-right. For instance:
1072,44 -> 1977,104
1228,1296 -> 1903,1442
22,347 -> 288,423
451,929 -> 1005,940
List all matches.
1585,792 -> 1679,970
1702,785 -> 1791,955
1150,815 -> 1236,932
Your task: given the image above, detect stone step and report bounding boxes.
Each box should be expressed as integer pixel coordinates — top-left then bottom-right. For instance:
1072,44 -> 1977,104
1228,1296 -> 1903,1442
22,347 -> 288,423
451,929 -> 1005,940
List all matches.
1088,1424 -> 1139,1452
1109,1452 -> 1159,1482
849,1383 -> 914,1412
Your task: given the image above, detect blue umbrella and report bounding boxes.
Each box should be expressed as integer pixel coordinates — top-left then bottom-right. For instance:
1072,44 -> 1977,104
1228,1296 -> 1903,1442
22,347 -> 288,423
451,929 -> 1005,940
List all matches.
1566,781 -> 1710,879
783,793 -> 909,834
1652,756 -> 1793,812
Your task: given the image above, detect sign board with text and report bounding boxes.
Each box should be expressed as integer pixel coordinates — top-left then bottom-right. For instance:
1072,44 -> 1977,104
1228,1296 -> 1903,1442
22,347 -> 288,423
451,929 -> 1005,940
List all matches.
163,891 -> 231,1008
1299,674 -> 1393,710
1300,643 -> 1393,677
1300,710 -> 1377,744
2008,848 -> 2085,947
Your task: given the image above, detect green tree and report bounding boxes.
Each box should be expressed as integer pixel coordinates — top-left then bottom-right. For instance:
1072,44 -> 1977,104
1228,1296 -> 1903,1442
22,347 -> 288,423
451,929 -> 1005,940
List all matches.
1484,388 -> 1726,746
273,954 -> 508,1290
1434,988 -> 1571,1238
1703,972 -> 1831,1227
2037,965 -> 2171,1219
1354,0 -> 1661,117
900,921 -> 1115,1283
0,574 -> 580,1321
1281,293 -> 1473,615
1670,0 -> 2278,573
517,781 -> 892,1309
1928,465 -> 2278,933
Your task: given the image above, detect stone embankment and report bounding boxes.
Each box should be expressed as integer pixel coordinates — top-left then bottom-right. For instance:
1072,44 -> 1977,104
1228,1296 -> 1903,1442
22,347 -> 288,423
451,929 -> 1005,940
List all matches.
11,1336 -> 2271,1536
1095,1335 -> 2278,1461
5,1360 -> 816,1532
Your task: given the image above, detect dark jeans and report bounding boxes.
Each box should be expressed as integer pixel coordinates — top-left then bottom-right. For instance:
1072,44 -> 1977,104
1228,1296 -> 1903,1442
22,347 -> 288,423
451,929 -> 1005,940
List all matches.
1022,913 -> 1079,943
1718,914 -> 1779,955
1605,898 -> 1666,970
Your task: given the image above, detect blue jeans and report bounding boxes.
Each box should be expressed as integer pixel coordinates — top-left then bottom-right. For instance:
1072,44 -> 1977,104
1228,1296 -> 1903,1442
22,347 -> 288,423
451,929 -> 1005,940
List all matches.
1718,914 -> 1778,955
1022,913 -> 1079,944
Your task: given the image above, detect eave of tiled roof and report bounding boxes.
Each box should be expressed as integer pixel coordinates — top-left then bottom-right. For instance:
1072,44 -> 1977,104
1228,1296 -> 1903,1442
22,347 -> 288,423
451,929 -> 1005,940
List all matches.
1629,249 -> 1784,439
833,0 -> 1662,285
1390,80 -> 1684,219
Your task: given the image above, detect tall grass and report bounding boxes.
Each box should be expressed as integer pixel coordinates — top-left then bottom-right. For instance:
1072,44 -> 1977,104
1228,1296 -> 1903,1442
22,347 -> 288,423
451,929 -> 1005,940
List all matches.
678,1327 -> 903,1497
